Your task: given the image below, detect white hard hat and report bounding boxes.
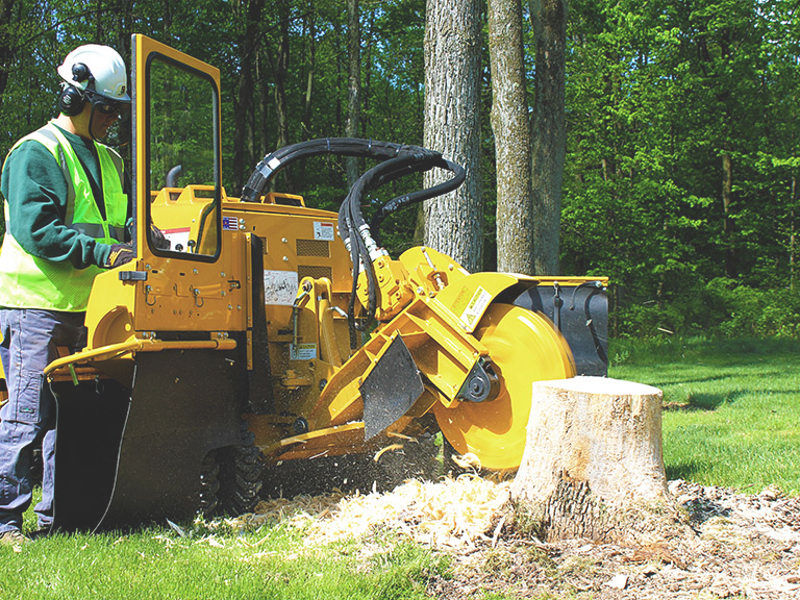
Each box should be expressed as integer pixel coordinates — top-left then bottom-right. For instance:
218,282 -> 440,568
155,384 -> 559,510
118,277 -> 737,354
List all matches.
57,44 -> 130,103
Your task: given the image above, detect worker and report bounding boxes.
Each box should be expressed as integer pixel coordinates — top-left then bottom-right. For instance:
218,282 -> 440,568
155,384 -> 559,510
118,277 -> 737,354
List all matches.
0,44 -> 134,544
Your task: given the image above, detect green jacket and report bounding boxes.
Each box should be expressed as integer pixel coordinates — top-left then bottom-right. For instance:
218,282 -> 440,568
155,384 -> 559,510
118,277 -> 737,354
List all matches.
0,122 -> 129,311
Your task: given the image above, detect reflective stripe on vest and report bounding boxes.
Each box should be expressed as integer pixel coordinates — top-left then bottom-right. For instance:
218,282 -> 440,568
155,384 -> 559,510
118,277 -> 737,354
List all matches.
0,122 -> 128,311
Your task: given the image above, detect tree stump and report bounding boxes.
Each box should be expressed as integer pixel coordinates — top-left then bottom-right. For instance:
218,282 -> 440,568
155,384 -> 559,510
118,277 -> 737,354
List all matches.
510,376 -> 679,543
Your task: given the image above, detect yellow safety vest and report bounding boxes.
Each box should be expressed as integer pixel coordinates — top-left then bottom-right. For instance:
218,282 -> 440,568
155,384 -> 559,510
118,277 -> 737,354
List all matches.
0,122 -> 127,311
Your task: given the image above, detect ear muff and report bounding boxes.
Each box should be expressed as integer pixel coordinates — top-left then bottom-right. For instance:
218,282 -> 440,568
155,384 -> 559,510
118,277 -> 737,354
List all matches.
58,84 -> 85,116
57,62 -> 94,116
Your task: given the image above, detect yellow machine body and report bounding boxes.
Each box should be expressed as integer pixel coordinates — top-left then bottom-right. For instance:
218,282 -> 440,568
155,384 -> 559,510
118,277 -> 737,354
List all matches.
3,34 -> 609,531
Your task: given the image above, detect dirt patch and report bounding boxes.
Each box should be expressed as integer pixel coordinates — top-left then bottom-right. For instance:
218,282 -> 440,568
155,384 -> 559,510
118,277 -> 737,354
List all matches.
429,480 -> 800,599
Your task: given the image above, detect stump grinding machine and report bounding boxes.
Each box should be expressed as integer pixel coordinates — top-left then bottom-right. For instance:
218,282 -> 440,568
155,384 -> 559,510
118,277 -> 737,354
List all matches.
2,35 -> 608,531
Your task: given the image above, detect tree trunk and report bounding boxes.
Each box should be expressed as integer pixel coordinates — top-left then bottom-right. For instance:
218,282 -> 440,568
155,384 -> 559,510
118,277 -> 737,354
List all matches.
722,152 -> 735,277
232,0 -> 266,193
345,0 -> 361,187
791,175 -> 796,291
0,0 -> 18,113
530,0 -> 567,275
511,376 -> 678,543
274,2 -> 291,151
302,8 -> 316,139
422,0 -> 483,272
489,0 -> 533,274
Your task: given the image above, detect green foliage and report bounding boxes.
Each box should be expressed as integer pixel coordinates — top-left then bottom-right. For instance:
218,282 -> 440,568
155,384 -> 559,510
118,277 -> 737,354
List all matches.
614,278 -> 800,338
562,0 -> 800,333
611,336 -> 800,494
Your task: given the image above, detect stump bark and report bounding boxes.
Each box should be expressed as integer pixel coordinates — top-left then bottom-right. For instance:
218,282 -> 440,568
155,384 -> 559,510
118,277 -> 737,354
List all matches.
511,376 -> 677,542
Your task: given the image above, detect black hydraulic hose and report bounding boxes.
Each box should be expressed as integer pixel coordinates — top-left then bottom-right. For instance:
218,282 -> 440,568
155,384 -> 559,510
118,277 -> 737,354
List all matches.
241,138 -> 439,202
370,157 -> 465,244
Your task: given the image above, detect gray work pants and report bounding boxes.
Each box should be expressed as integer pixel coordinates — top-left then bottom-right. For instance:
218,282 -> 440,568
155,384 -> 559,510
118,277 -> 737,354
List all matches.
0,308 -> 86,533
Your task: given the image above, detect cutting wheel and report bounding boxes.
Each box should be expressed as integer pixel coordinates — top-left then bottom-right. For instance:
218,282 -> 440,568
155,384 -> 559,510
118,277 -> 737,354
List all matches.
433,303 -> 575,471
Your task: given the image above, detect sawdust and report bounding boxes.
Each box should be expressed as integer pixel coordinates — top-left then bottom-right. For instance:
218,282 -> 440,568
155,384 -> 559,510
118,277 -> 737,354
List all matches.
230,476 -> 800,599
236,474 -> 511,550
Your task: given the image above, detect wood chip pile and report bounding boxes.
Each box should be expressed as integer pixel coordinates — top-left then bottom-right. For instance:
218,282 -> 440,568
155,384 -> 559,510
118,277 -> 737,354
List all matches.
236,474 -> 510,549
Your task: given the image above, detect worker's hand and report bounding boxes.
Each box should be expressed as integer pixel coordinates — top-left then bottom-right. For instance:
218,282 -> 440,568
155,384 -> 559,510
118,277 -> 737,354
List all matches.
149,224 -> 170,250
106,243 -> 135,268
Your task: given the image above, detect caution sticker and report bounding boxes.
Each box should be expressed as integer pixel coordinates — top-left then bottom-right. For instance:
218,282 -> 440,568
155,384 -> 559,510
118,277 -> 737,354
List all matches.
460,287 -> 492,330
290,343 -> 317,361
263,270 -> 299,305
313,221 -> 335,241
161,227 -> 191,252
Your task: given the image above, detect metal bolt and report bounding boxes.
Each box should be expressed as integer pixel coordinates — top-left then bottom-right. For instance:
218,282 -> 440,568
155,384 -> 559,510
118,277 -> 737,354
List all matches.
416,287 -> 424,294
220,272 -> 226,277
283,256 -> 289,262
282,237 -> 288,243
237,305 -> 242,310
193,268 -> 198,274
145,263 -> 151,270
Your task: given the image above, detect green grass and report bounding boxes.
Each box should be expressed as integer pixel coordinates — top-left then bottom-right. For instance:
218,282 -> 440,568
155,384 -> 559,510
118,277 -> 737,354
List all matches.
610,336 -> 800,494
1,516 -> 446,599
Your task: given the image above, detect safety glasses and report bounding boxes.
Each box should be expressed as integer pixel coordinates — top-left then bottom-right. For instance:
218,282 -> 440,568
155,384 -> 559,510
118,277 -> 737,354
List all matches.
87,91 -> 129,116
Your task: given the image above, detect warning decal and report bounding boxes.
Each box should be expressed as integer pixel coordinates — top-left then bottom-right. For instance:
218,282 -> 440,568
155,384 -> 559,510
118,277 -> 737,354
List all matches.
161,227 -> 191,252
313,221 -> 335,241
290,343 -> 317,361
460,287 -> 492,330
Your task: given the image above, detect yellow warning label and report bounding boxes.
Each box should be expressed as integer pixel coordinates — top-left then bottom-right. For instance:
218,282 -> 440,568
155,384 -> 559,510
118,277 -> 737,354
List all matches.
460,287 -> 492,330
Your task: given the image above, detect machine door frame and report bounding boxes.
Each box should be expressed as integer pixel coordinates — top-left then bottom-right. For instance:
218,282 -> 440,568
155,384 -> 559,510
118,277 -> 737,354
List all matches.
131,33 -> 223,264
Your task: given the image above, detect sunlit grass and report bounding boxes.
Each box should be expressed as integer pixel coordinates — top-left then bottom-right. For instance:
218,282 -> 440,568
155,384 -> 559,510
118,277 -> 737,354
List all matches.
611,336 -> 800,494
1,515 -> 446,599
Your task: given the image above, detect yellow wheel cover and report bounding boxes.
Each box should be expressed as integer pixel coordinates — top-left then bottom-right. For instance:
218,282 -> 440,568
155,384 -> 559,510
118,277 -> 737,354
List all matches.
433,303 -> 575,471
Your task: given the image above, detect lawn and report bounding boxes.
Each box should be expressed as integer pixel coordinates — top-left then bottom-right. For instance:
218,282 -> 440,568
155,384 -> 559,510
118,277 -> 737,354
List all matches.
2,516 -> 444,599
610,336 -> 800,494
0,336 -> 796,599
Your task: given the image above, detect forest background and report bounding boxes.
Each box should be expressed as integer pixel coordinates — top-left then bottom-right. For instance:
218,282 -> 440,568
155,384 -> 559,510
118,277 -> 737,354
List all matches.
0,0 -> 798,339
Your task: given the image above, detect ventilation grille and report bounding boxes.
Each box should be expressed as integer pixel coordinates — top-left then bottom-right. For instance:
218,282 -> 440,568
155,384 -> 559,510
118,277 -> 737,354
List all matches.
296,239 -> 330,257
298,265 -> 332,281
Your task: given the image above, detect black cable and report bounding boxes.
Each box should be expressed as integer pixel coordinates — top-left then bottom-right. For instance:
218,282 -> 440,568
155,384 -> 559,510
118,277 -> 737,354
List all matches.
370,158 -> 465,244
241,138 -> 438,203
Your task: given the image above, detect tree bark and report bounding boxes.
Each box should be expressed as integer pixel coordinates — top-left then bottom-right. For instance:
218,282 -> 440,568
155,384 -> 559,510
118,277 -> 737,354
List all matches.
345,0 -> 361,187
530,0 -> 567,275
489,0 -> 533,274
722,152 -> 735,277
791,175 -> 796,291
422,0 -> 483,272
511,376 -> 678,543
232,0 -> 266,193
0,0 -> 18,113
271,1 -> 291,151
